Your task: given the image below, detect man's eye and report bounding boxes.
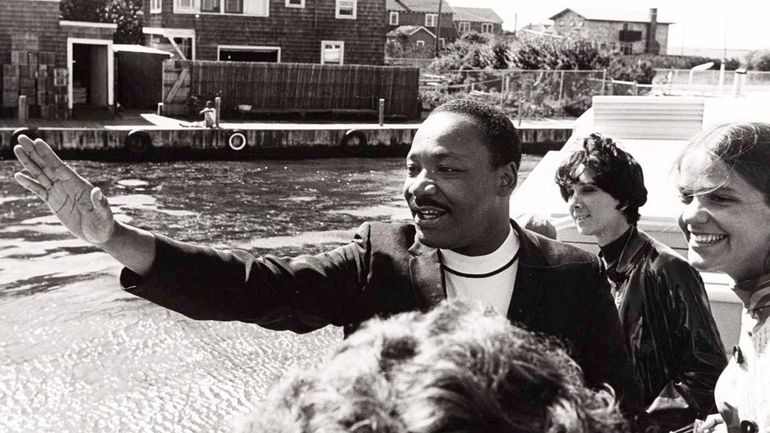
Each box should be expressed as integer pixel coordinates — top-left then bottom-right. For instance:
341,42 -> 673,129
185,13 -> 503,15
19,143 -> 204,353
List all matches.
406,165 -> 420,176
707,194 -> 732,203
678,193 -> 693,204
438,166 -> 459,173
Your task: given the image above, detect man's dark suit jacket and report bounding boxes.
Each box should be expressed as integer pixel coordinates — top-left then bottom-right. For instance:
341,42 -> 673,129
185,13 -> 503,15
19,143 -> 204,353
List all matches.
121,220 -> 640,407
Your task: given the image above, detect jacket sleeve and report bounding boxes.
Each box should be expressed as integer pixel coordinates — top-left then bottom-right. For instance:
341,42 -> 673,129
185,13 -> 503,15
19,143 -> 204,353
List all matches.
645,258 -> 728,422
119,222 -> 374,333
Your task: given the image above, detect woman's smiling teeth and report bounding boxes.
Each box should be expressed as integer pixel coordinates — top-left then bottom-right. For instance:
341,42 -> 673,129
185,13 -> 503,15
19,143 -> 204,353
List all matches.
691,233 -> 727,244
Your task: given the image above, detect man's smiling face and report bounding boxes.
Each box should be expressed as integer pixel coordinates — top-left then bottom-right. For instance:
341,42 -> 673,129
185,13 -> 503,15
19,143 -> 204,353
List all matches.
403,112 -> 514,256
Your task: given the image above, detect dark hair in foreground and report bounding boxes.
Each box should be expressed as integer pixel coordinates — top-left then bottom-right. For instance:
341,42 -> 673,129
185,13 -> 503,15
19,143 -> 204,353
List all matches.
432,99 -> 522,169
234,301 -> 627,433
555,133 -> 648,224
674,122 -> 770,205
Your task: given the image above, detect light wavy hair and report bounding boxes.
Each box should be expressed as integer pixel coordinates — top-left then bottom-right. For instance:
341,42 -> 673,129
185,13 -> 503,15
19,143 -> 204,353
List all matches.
234,301 -> 627,433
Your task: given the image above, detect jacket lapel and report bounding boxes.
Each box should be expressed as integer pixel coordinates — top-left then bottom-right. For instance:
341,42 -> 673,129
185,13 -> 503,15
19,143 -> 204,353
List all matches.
614,229 -> 650,328
408,239 -> 446,309
507,221 -> 548,325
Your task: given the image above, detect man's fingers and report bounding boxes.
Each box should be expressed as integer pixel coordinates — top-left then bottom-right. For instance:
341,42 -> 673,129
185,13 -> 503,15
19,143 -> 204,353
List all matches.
32,137 -> 65,168
14,172 -> 48,200
17,135 -> 49,169
13,145 -> 54,189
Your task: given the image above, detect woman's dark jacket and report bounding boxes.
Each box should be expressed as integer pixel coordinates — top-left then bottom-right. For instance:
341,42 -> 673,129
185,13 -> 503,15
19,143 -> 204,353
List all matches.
605,228 -> 727,429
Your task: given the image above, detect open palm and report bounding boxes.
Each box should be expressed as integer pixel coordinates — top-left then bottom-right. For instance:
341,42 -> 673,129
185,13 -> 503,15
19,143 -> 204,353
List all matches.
14,135 -> 115,244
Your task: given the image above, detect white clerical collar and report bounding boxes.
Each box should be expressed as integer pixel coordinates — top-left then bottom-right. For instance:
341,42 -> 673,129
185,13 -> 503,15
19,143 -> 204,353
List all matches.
439,226 -> 519,276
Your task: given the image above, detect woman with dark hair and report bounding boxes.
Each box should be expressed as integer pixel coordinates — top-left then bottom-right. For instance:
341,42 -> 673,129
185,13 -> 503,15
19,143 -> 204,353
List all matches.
235,300 -> 627,433
555,134 -> 727,431
674,123 -> 770,433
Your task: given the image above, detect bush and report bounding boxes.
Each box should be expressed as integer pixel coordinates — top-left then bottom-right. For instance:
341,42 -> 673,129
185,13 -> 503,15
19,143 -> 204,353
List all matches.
747,50 -> 770,71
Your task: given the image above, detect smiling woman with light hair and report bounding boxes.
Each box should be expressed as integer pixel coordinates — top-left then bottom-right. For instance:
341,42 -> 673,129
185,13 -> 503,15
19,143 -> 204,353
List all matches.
233,300 -> 627,433
674,122 -> 770,433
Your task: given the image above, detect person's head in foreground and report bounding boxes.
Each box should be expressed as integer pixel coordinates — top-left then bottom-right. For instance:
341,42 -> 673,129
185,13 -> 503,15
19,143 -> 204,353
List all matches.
555,133 -> 648,246
404,99 -> 522,256
674,122 -> 770,282
235,301 -> 627,433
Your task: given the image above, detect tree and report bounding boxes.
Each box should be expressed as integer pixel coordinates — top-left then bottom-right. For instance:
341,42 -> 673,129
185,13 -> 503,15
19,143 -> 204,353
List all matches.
60,0 -> 108,22
61,0 -> 144,44
106,0 -> 144,44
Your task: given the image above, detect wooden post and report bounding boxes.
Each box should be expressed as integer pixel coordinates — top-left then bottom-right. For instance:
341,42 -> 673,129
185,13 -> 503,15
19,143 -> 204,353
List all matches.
214,96 -> 221,127
600,69 -> 607,95
157,102 -> 164,115
633,81 -> 638,96
378,98 -> 385,126
18,95 -> 28,123
558,70 -> 565,102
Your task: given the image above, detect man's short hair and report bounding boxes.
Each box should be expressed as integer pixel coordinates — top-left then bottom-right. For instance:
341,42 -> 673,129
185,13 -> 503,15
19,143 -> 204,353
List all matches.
235,301 -> 627,433
432,99 -> 522,169
555,133 -> 648,225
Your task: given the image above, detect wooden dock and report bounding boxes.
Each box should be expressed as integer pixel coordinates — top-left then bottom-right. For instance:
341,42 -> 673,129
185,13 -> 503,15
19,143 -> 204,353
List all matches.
0,115 -> 574,160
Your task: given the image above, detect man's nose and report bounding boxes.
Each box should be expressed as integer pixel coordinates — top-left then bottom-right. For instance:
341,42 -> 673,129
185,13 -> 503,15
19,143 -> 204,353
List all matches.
408,170 -> 438,196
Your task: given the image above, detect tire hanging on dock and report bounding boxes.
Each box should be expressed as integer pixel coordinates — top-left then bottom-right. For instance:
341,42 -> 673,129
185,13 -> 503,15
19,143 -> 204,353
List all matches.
12,127 -> 37,144
340,130 -> 367,147
228,131 -> 247,151
125,130 -> 153,156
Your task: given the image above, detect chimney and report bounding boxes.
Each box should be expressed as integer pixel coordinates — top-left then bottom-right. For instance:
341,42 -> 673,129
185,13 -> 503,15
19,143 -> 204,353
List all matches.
647,8 -> 660,54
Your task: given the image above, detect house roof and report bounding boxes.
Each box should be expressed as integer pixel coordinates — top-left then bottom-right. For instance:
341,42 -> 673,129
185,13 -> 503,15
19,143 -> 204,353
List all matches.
386,25 -> 436,38
452,7 -> 503,24
386,0 -> 454,13
549,8 -> 674,24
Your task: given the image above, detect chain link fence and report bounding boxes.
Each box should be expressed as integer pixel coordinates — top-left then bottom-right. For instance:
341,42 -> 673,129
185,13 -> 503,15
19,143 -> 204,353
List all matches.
420,69 -> 608,120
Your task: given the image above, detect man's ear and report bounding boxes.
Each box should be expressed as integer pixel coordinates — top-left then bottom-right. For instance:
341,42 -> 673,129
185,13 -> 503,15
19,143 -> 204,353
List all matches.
499,162 -> 518,194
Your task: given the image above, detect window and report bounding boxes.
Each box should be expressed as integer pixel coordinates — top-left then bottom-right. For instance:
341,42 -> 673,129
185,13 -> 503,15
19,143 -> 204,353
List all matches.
285,0 -> 304,7
439,37 -> 445,47
425,13 -> 437,27
201,0 -> 220,12
389,11 -> 399,25
225,0 -> 243,13
416,40 -> 425,47
458,21 -> 470,33
335,0 -> 356,19
150,0 -> 161,13
570,20 -> 575,26
175,0 -> 194,12
174,0 -> 267,15
481,22 -> 493,33
321,41 -> 344,64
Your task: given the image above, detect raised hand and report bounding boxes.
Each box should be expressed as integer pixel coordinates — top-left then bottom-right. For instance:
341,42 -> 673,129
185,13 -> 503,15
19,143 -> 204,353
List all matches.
13,135 -> 116,245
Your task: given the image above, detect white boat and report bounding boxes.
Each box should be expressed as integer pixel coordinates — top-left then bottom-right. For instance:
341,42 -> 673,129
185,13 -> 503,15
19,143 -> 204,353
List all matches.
511,94 -> 770,351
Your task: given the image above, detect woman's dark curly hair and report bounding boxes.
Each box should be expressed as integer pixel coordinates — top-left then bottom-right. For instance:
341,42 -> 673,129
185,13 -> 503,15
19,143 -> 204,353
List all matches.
555,133 -> 648,225
235,301 -> 628,433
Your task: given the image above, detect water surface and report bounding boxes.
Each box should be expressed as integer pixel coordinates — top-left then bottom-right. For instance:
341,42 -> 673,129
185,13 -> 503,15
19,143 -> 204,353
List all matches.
0,156 -> 540,433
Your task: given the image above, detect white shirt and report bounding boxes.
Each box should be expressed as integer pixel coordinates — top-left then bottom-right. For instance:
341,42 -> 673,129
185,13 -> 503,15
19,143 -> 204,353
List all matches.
439,226 -> 520,315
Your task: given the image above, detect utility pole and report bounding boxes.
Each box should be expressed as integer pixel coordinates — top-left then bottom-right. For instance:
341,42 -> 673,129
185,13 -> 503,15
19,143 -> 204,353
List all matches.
435,0 -> 442,57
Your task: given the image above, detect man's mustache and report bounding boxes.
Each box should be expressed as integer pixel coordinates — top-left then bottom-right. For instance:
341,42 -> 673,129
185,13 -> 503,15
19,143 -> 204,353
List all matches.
408,197 -> 449,211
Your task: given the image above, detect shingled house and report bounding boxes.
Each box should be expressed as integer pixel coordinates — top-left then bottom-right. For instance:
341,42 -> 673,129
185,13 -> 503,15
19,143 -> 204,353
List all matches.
0,0 -> 118,118
142,0 -> 386,65
452,6 -> 503,35
549,7 -> 671,55
386,0 -> 456,49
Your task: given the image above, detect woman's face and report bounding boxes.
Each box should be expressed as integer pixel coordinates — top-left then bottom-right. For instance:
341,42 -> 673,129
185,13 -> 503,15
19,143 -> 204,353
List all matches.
677,151 -> 770,281
565,171 -> 630,246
